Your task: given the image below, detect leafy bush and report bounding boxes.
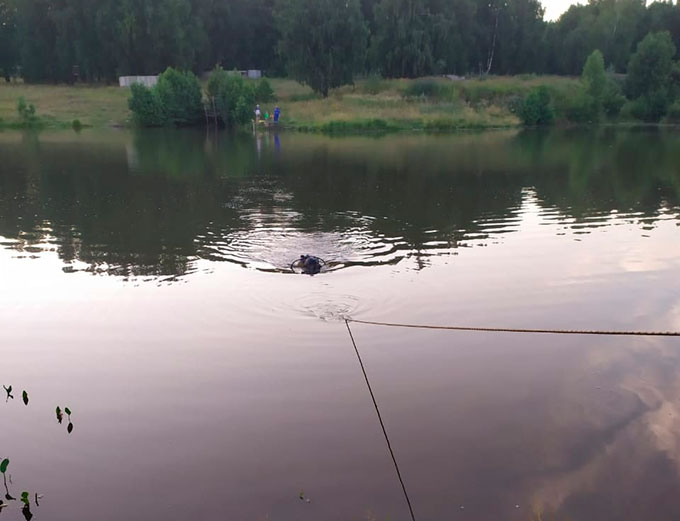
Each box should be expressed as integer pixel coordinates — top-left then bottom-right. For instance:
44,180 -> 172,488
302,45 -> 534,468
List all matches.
663,100 -> 680,122
564,89 -> 599,123
602,79 -> 626,117
155,68 -> 203,125
624,31 -> 676,122
72,119 -> 83,131
254,78 -> 276,102
128,68 -> 202,127
628,91 -> 671,122
626,31 -> 676,100
128,83 -> 168,126
582,50 -> 606,103
206,67 -> 256,127
518,87 -> 554,126
17,97 -> 37,125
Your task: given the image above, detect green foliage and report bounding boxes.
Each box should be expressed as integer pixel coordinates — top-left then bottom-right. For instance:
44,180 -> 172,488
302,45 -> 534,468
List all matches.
128,84 -> 168,127
254,78 -> 276,103
276,0 -> 368,96
72,119 -> 83,131
155,68 -> 203,126
519,87 -> 554,126
17,96 -> 37,125
627,32 -> 676,100
628,90 -> 672,122
128,68 -> 202,127
0,459 -> 9,474
362,75 -> 390,95
625,32 -> 676,122
602,80 -> 626,117
22,390 -> 28,406
582,50 -> 606,105
371,0 -> 435,78
564,89 -> 599,123
0,0 -> 18,82
206,67 -> 255,127
663,100 -> 680,122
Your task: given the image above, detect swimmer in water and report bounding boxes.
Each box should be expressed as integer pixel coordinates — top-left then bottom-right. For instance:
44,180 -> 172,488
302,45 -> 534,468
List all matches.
299,255 -> 322,275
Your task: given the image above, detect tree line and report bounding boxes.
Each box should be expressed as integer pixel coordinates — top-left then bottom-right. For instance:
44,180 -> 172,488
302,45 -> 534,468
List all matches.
1,0 -> 680,88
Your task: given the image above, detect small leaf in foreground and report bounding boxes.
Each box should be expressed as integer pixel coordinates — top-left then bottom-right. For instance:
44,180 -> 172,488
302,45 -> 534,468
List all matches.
0,459 -> 9,474
67,422 -> 73,434
22,391 -> 29,406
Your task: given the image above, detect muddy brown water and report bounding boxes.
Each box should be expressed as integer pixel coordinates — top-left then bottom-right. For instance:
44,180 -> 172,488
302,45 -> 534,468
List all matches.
1,128 -> 680,521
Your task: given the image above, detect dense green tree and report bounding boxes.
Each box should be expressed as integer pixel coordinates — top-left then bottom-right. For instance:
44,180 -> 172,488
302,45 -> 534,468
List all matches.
626,31 -> 676,121
276,0 -> 368,96
0,0 -> 17,81
583,49 -> 606,101
547,0 -> 646,75
370,0 -> 434,78
7,0 -> 680,91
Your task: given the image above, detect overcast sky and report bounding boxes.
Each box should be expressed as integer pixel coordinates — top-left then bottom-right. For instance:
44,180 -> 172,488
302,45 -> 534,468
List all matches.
543,0 -> 582,21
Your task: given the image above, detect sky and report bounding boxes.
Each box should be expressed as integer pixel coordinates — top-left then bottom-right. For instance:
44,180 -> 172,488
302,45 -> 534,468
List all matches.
543,0 -> 582,21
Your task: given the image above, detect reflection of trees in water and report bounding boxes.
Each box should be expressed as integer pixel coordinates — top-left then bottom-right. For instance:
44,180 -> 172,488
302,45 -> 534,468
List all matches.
0,129 -> 678,278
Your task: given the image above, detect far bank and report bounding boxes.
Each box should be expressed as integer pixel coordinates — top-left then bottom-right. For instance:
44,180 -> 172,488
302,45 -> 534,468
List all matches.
0,74 -> 661,133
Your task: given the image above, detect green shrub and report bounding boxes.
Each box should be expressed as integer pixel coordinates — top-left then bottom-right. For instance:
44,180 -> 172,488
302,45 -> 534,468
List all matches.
206,67 -> 256,127
128,83 -> 168,126
582,50 -> 606,103
254,78 -> 276,102
72,119 -> 82,131
17,97 -> 37,125
565,89 -> 599,123
602,79 -> 626,117
628,91 -> 671,122
155,68 -> 203,125
518,87 -> 554,126
663,100 -> 680,122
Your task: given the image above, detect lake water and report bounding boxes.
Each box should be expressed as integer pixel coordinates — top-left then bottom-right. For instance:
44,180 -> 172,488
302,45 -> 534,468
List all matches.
1,128 -> 680,521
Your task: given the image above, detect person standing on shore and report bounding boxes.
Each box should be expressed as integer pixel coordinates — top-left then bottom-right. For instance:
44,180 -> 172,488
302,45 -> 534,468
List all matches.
274,106 -> 281,125
254,104 -> 261,124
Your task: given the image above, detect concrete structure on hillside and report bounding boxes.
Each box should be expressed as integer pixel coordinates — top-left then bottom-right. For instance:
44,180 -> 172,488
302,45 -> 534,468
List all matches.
119,76 -> 158,88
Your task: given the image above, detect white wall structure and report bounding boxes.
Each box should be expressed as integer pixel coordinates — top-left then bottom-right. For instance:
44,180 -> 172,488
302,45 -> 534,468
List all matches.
119,76 -> 159,88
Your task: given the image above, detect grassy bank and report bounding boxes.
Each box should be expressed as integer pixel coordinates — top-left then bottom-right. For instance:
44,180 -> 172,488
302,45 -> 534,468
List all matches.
0,75 -> 582,132
0,82 -> 130,129
270,76 -> 581,132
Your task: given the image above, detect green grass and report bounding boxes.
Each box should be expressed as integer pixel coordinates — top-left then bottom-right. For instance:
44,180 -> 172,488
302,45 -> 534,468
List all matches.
0,75 -> 582,133
268,75 -> 584,133
0,81 -> 131,129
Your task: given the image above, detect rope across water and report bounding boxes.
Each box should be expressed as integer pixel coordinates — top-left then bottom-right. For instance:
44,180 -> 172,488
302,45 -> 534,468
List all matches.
347,319 -> 680,337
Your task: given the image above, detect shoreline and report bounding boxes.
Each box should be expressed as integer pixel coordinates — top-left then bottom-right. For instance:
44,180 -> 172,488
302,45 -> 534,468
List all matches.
0,76 -> 674,135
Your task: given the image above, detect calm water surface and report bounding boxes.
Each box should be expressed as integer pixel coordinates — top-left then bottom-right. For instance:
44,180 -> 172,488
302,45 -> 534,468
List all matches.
1,128 -> 679,521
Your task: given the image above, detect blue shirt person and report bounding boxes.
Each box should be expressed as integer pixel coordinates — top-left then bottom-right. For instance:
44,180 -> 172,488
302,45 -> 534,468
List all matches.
274,106 -> 281,124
